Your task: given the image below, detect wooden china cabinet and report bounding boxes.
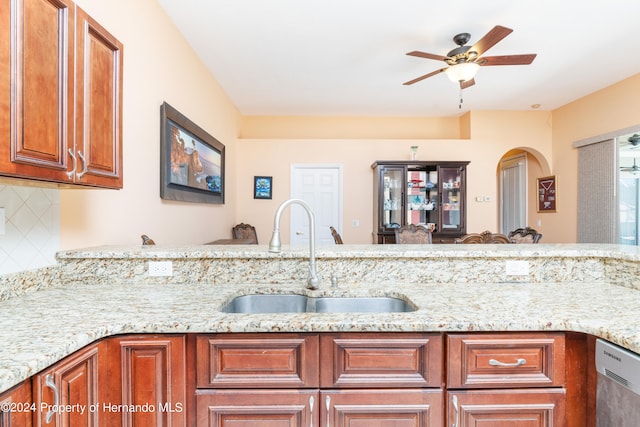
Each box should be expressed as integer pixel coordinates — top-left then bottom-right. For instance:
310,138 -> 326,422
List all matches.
372,161 -> 469,243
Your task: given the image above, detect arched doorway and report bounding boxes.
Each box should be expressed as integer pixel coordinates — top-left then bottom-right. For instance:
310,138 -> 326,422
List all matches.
498,149 -> 549,235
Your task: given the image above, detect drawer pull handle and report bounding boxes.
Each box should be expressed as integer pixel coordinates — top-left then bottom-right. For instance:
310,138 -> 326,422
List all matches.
44,374 -> 58,424
489,357 -> 526,367
451,395 -> 459,427
309,396 -> 314,427
325,395 -> 331,427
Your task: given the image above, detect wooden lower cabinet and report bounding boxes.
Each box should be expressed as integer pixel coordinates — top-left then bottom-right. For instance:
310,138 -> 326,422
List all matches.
447,389 -> 565,427
32,340 -> 105,427
196,389 -> 442,427
324,389 -> 442,427
196,390 -> 316,427
106,334 -> 187,427
0,380 -> 32,427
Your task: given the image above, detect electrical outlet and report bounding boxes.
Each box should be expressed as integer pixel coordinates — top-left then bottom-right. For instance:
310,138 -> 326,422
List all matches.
148,261 -> 173,277
505,260 -> 530,276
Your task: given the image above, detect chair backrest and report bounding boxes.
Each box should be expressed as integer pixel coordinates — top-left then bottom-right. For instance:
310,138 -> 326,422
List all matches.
232,223 -> 258,244
329,226 -> 343,244
455,230 -> 511,244
394,224 -> 433,244
508,227 -> 542,243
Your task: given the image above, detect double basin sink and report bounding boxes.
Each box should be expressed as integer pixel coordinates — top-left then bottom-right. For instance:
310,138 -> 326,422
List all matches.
221,294 -> 416,314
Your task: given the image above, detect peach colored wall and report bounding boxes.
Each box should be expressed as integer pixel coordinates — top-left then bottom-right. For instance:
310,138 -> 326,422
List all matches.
551,74 -> 640,243
237,111 -> 553,244
240,116 -> 463,139
60,0 -> 240,249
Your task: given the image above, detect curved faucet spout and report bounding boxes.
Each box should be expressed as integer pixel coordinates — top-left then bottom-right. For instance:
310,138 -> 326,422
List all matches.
268,199 -> 320,289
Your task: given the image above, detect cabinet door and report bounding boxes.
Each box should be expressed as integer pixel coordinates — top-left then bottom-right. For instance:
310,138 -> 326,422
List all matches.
438,165 -> 466,234
322,389 -> 443,427
32,341 -> 104,427
320,333 -> 443,388
74,6 -> 123,188
377,166 -> 406,232
108,335 -> 186,427
447,333 -> 565,389
197,333 -> 319,389
1,0 -> 75,182
196,389 -> 317,427
0,380 -> 33,427
448,389 -> 565,427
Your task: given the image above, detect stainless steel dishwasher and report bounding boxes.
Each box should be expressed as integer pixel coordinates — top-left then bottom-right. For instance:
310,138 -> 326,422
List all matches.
595,339 -> 640,426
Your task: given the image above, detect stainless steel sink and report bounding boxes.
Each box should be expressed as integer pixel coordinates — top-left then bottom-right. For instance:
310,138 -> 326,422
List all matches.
221,294 -> 415,313
221,294 -> 309,313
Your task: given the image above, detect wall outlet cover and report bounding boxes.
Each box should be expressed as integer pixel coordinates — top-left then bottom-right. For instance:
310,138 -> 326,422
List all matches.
148,261 -> 173,277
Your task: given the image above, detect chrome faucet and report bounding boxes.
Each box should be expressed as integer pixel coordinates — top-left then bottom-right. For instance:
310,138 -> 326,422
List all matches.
268,199 -> 320,289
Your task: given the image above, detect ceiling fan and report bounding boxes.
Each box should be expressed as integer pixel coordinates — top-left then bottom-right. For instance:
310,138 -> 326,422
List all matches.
620,158 -> 640,174
403,25 -> 537,89
620,134 -> 640,150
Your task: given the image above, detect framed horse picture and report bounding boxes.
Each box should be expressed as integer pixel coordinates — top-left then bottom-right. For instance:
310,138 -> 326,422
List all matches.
160,102 -> 225,204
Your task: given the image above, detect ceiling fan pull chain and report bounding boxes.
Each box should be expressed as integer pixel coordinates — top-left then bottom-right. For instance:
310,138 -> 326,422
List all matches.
459,86 -> 463,109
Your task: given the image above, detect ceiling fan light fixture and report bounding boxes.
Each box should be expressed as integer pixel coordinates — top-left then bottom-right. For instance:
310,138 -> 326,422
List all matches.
445,62 -> 480,83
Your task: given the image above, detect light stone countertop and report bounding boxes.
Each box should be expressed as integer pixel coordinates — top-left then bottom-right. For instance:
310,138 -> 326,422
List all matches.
1,243 -> 640,394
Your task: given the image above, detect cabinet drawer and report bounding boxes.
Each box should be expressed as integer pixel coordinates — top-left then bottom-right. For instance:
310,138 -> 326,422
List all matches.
320,333 -> 443,388
196,333 -> 319,388
196,389 -> 316,426
447,332 -> 565,388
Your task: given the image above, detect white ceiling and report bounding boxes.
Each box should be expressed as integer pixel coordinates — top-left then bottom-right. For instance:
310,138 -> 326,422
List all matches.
157,0 -> 640,117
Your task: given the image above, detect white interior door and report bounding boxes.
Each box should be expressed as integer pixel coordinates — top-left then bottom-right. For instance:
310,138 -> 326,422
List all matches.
290,164 -> 342,247
500,154 -> 527,234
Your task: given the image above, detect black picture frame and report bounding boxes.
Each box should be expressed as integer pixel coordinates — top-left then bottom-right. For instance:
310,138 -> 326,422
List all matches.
254,176 -> 272,199
537,175 -> 556,212
160,102 -> 225,204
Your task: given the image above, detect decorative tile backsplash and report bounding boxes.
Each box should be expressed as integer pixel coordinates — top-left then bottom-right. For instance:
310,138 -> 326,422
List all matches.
0,185 -> 60,275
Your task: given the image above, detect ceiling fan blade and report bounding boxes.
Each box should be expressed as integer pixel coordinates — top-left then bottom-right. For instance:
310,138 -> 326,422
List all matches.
480,54 -> 537,66
460,79 -> 475,90
403,68 -> 446,85
406,50 -> 450,62
470,25 -> 513,57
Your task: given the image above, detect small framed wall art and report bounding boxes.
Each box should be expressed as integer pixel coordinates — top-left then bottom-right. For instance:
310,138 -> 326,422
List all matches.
254,176 -> 272,199
537,175 -> 556,212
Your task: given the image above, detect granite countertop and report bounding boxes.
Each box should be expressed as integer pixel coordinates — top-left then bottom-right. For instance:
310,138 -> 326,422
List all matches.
1,243 -> 640,394
1,275 -> 640,394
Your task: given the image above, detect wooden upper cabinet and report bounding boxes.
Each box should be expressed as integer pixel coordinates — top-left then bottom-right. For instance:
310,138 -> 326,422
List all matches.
74,6 -> 123,188
0,0 -> 122,188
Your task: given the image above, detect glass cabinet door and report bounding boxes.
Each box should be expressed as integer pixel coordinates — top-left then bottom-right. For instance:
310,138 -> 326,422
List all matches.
440,166 -> 464,232
381,167 -> 404,230
406,168 -> 438,231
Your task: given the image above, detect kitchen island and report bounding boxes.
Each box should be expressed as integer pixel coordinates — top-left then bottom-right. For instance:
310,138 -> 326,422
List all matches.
1,243 -> 639,395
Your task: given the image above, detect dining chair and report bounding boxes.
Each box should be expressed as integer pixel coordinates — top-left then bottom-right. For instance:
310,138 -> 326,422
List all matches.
455,230 -> 511,244
394,224 -> 433,244
508,226 -> 542,243
232,223 -> 258,244
329,226 -> 343,244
